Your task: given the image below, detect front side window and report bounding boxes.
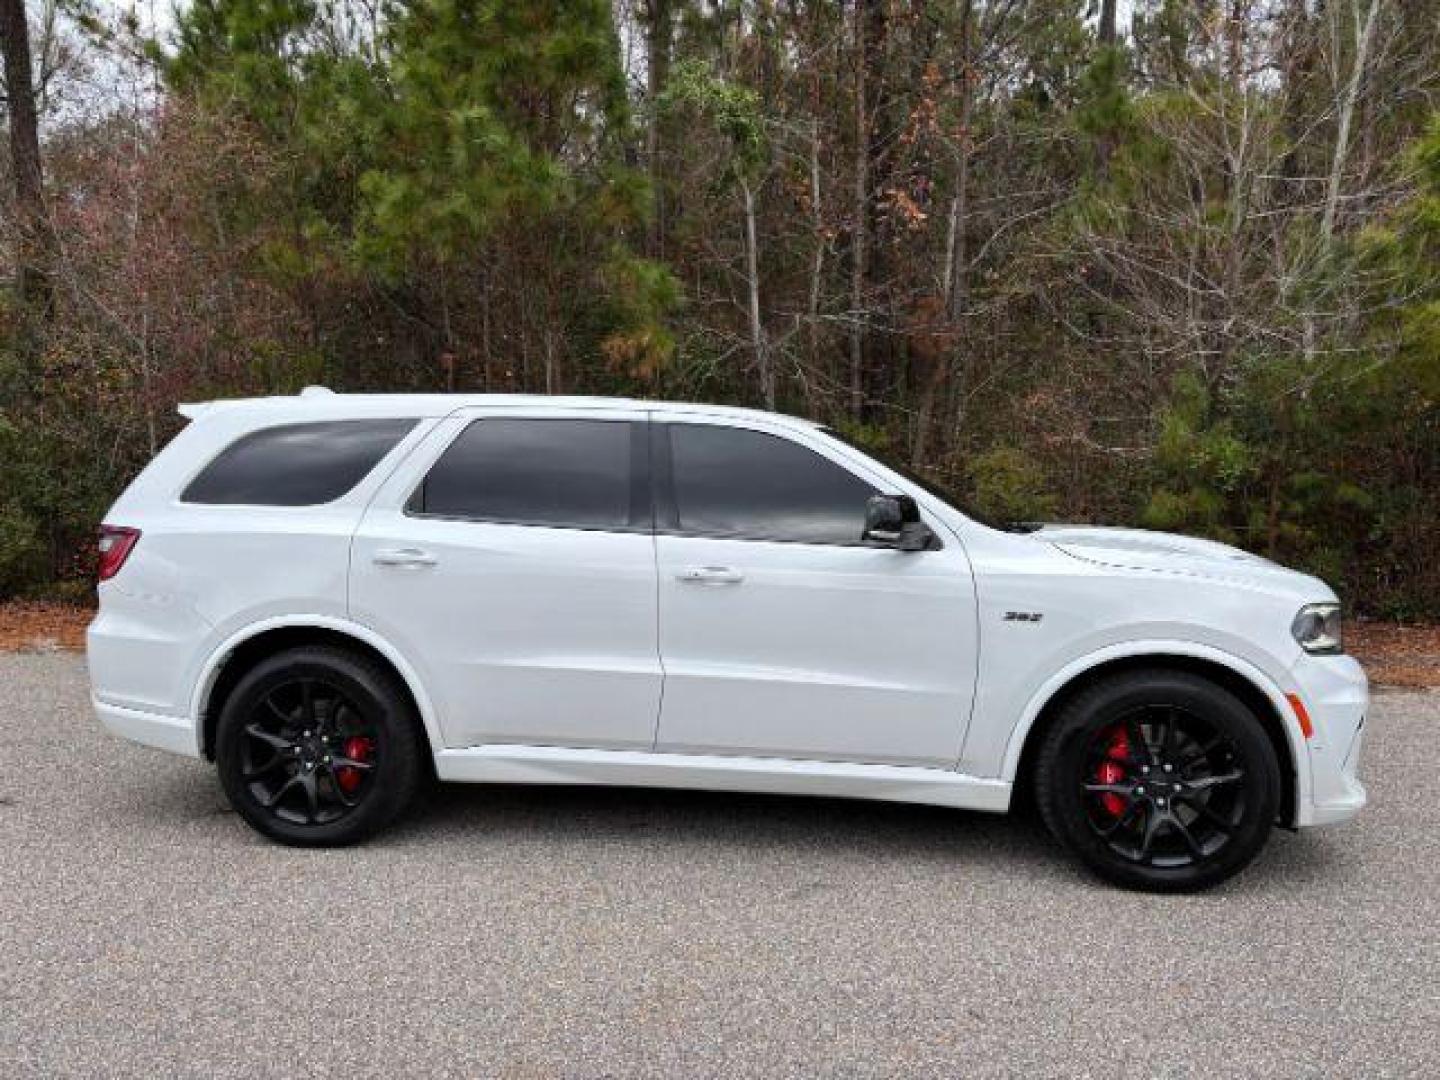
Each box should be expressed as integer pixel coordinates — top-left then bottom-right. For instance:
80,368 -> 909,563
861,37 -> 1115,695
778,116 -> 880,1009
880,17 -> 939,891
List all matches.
182,419 -> 417,506
411,418 -> 642,530
664,423 -> 878,545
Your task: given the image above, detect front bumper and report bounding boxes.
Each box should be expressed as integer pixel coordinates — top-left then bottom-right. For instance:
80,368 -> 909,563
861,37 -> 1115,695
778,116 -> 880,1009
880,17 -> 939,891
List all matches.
1292,652 -> 1368,828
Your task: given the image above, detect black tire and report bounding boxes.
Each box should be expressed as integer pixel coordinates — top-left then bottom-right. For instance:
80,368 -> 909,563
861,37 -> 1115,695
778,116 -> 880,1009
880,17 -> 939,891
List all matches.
1035,670 -> 1281,892
215,645 -> 424,846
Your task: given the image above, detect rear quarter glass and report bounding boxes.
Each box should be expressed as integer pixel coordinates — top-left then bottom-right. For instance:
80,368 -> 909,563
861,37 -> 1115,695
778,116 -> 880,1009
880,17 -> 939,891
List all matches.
181,419 -> 418,506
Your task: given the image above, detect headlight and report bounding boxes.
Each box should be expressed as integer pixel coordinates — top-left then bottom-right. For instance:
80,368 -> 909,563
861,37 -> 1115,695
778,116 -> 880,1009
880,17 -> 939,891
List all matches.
1292,602 -> 1343,655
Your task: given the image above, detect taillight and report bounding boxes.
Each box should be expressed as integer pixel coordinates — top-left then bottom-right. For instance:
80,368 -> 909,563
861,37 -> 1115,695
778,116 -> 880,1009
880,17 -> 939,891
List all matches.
97,526 -> 141,582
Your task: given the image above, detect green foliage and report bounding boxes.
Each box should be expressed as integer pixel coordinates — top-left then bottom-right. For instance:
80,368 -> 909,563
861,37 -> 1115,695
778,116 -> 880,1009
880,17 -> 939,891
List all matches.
1076,46 -> 1134,144
1143,372 -> 1255,540
351,1 -> 619,272
168,0 -> 323,132
4,1 -> 1437,620
594,248 -> 683,378
0,502 -> 43,597
1139,334 -> 1437,613
830,420 -> 892,453
659,59 -> 768,183
968,447 -> 1057,524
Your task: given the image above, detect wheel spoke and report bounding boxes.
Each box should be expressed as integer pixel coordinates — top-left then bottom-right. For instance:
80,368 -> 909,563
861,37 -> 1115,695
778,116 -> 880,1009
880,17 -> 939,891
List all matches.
244,724 -> 294,753
324,766 -> 358,808
262,773 -> 302,809
1187,769 -> 1244,792
333,702 -> 357,735
300,680 -> 316,726
1160,708 -> 1181,758
1178,736 -> 1224,773
1084,782 -> 1133,796
1171,814 -> 1205,860
1180,795 -> 1235,834
1126,717 -> 1155,765
298,770 -> 320,821
1100,799 -> 1143,838
1137,804 -> 1164,860
243,753 -> 287,780
264,696 -> 295,725
329,755 -> 373,772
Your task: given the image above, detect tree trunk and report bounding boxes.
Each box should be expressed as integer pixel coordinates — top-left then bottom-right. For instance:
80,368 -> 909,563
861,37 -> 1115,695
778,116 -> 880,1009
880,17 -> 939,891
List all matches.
741,179 -> 773,410
1304,0 -> 1383,362
1321,0 -> 1383,244
1226,0 -> 1248,88
643,0 -> 675,258
1098,0 -> 1117,45
945,0 -> 974,323
848,1 -> 869,421
1278,0 -> 1317,185
1,0 -> 52,317
941,0 -> 975,449
806,117 -> 825,374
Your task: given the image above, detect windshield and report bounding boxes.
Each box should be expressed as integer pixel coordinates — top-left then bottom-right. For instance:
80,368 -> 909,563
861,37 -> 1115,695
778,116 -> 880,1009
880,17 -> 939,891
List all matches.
818,427 -> 1039,533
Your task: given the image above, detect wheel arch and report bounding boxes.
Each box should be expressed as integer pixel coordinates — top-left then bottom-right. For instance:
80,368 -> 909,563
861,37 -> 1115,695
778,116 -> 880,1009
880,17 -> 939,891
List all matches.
191,616 -> 442,762
1004,644 -> 1307,828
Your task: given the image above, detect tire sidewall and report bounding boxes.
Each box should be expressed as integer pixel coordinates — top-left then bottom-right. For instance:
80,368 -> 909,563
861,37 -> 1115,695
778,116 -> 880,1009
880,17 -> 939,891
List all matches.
1041,673 -> 1281,892
215,648 -> 420,847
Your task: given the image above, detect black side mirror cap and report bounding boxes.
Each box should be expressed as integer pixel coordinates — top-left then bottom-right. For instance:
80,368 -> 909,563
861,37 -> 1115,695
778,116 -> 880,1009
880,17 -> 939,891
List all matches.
863,494 -> 938,551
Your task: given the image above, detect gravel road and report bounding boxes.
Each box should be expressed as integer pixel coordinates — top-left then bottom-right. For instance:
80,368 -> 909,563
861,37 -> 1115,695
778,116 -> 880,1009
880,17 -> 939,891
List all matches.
1,653 -> 1437,1078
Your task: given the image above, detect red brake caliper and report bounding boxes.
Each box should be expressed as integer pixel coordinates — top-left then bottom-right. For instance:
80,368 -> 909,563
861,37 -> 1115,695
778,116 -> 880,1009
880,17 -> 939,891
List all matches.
1095,727 -> 1130,817
336,736 -> 374,794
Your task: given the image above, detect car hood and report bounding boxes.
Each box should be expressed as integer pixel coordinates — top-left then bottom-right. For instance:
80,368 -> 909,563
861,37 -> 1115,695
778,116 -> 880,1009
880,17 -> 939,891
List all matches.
1033,525 -> 1329,597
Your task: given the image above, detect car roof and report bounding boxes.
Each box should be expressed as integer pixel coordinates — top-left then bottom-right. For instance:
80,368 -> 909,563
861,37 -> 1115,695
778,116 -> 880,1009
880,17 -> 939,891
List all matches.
178,387 -> 821,430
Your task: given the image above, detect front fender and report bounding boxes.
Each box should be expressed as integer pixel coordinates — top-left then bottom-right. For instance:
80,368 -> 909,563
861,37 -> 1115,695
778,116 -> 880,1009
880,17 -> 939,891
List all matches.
991,639 -> 1312,820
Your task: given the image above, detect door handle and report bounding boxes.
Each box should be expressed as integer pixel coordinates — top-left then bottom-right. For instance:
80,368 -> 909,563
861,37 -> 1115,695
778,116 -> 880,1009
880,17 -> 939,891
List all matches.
372,547 -> 438,569
676,566 -> 744,585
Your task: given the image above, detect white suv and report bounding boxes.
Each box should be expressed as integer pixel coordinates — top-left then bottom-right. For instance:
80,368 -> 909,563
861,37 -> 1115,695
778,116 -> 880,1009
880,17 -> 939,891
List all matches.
89,389 -> 1367,890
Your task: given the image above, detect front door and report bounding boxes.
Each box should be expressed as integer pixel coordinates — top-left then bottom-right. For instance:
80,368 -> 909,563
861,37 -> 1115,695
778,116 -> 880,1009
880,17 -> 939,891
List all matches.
652,419 -> 978,768
350,408 -> 661,750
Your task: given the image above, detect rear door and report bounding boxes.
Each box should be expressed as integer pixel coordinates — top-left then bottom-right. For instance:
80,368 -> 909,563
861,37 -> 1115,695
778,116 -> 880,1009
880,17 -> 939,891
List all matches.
350,407 -> 661,750
651,418 -> 978,768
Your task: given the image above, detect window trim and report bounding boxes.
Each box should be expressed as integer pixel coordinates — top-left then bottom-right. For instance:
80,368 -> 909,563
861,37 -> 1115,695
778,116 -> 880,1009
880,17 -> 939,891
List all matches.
653,420 -> 932,549
403,417 -> 652,535
178,418 -> 419,509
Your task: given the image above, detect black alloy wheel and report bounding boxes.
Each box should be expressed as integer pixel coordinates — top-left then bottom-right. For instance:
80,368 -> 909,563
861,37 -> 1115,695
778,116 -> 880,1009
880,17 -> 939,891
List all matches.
1081,704 -> 1247,869
216,645 -> 423,846
238,677 -> 380,826
1036,670 -> 1281,892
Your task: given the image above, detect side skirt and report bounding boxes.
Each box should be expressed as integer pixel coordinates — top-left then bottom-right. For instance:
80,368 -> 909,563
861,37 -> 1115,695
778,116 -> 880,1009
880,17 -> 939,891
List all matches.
432,745 -> 1013,813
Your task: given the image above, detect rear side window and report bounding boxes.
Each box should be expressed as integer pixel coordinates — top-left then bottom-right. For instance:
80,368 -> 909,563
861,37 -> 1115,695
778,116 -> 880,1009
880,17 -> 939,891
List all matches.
182,420 -> 416,506
411,418 -> 643,530
663,423 -> 878,545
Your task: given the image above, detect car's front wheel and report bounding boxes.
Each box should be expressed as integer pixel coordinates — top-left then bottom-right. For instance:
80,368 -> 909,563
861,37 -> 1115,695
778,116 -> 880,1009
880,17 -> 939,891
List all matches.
1035,670 -> 1281,892
215,645 -> 424,846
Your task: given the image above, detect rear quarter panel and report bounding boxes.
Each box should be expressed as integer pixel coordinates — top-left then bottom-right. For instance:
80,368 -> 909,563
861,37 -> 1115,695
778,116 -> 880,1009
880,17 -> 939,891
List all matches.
88,410 -> 438,718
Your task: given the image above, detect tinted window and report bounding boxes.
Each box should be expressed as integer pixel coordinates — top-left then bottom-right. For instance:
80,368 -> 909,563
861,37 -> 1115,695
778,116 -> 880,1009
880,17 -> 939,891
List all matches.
182,420 -> 416,506
413,419 -> 639,529
667,424 -> 877,544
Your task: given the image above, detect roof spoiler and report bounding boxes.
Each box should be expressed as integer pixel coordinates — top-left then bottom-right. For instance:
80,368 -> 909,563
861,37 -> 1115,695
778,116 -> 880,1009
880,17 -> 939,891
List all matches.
177,387 -> 334,421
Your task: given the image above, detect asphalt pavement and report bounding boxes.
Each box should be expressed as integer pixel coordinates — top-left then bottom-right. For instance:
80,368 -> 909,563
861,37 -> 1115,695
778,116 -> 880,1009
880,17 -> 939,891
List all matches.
1,652 -> 1437,1077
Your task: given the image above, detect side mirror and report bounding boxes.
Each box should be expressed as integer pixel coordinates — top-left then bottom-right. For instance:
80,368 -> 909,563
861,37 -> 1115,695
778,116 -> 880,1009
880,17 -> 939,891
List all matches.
863,494 -> 937,552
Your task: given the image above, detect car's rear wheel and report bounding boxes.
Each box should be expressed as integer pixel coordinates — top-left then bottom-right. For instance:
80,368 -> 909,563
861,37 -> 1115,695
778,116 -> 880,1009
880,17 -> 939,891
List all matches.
1035,670 -> 1281,892
215,645 -> 423,846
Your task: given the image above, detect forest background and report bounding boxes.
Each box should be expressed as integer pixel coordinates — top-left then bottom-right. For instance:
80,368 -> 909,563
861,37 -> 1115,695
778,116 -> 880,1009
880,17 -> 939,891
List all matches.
1,0 -> 1437,616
